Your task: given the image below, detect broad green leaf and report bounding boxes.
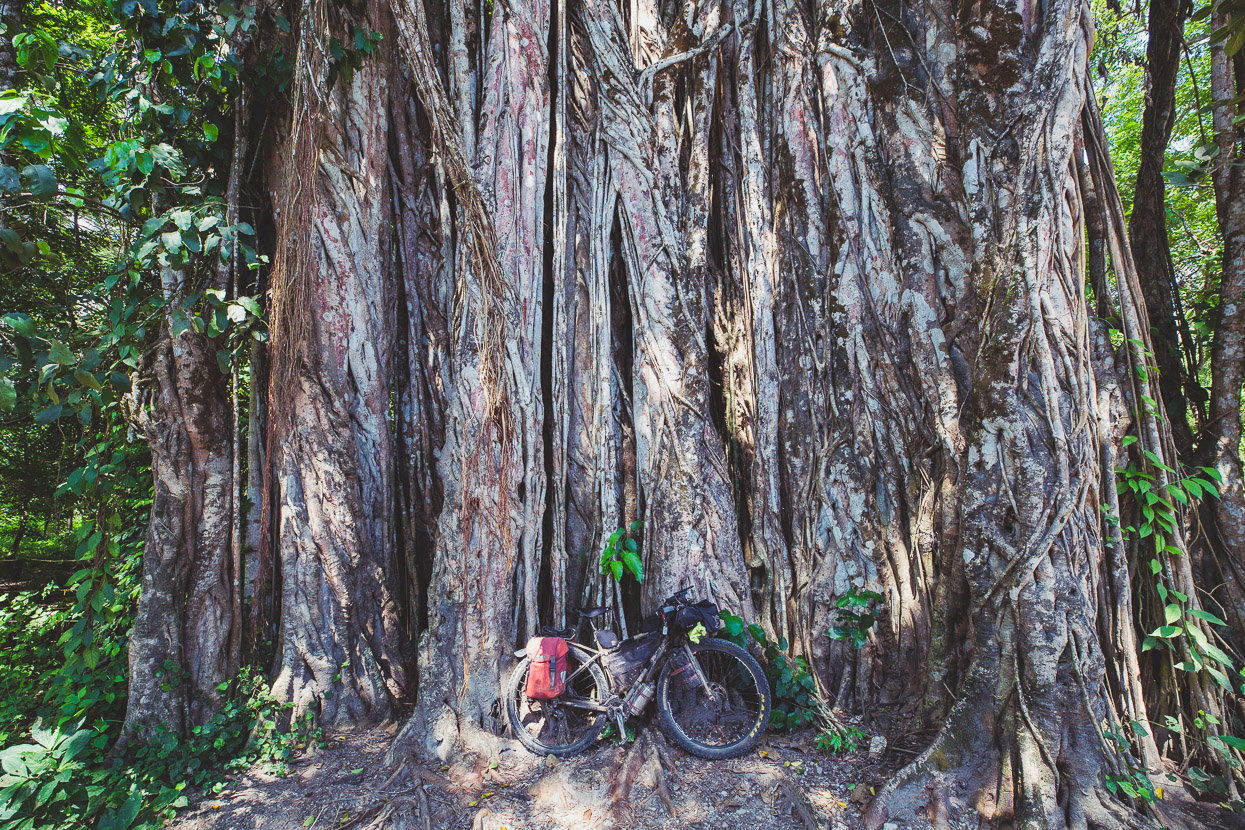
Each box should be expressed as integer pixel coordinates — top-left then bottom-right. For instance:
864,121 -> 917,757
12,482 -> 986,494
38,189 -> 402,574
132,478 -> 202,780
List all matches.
0,93 -> 27,115
47,340 -> 75,365
1164,604 -> 1181,625
621,550 -> 642,581
0,164 -> 19,194
20,164 -> 56,199
74,370 -> 103,392
1187,608 -> 1228,627
236,296 -> 262,317
2,312 -> 34,336
1199,642 -> 1234,667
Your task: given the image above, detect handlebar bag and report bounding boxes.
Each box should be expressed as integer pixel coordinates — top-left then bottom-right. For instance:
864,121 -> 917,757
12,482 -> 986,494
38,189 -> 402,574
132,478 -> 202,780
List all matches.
673,600 -> 721,634
525,637 -> 570,699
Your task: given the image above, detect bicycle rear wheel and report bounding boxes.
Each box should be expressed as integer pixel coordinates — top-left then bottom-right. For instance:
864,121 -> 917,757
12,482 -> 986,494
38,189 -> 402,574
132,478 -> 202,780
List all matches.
656,638 -> 770,759
505,643 -> 609,757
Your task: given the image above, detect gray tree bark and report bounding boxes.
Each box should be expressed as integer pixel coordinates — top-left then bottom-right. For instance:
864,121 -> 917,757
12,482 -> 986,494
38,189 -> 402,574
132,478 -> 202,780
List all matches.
264,0 -> 409,726
121,265 -> 237,740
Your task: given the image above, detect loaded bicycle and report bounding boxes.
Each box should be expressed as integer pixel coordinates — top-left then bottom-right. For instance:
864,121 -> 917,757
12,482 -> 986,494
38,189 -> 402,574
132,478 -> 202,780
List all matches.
505,587 -> 771,759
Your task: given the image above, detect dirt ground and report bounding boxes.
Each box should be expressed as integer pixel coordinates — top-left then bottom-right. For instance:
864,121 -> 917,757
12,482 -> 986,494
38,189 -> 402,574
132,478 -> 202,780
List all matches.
165,718 -> 920,830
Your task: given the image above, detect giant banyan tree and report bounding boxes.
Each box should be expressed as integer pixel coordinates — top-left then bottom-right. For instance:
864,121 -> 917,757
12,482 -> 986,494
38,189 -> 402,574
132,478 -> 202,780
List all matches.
117,0 -> 1240,825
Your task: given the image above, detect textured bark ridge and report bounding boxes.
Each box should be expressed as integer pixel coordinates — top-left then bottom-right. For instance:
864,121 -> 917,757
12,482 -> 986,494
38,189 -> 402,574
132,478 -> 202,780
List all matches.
265,0 -> 409,726
121,0 -> 1220,822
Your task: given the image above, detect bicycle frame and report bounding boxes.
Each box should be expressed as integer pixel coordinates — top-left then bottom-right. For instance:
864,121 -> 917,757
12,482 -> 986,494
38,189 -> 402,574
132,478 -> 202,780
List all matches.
542,621 -> 717,736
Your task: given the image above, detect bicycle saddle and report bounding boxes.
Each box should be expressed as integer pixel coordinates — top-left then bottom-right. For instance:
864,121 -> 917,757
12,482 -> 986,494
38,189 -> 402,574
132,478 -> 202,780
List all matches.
575,606 -> 610,619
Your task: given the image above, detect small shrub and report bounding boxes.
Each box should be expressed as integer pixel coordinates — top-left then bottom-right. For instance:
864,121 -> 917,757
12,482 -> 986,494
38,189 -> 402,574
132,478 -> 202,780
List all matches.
815,723 -> 866,754
718,611 -> 818,729
828,587 -> 883,648
599,521 -> 643,584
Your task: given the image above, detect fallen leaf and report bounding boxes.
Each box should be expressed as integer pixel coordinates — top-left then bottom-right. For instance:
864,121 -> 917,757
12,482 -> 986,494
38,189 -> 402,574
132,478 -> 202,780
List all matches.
583,808 -> 592,820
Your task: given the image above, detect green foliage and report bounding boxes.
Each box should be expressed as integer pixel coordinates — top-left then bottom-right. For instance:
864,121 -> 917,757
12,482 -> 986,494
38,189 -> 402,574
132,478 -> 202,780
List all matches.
1118,460 -> 1236,689
828,588 -> 883,649
599,521 -> 643,584
815,724 -> 865,754
719,610 -> 818,730
0,721 -> 111,830
0,667 -> 327,830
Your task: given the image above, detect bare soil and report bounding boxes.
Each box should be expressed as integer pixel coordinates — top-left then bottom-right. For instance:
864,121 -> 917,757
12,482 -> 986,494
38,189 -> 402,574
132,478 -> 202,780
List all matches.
165,718 -> 918,830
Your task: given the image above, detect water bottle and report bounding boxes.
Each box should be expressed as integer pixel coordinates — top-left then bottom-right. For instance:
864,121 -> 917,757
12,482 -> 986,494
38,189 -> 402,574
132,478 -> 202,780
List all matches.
626,680 -> 655,716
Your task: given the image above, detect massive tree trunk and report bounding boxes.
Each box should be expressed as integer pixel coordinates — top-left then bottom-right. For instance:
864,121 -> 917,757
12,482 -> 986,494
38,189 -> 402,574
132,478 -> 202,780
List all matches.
264,0 -> 410,726
121,266 -> 237,740
121,0 -> 1234,821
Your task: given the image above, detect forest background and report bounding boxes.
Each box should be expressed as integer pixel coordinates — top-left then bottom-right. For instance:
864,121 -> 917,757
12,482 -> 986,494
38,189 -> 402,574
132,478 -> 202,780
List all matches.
2,0 -> 1245,827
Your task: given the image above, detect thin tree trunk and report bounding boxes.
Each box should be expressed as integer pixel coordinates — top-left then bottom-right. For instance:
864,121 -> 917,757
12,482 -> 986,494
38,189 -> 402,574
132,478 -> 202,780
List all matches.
1203,10 -> 1245,594
121,265 -> 236,740
10,500 -> 30,557
1129,0 -> 1198,458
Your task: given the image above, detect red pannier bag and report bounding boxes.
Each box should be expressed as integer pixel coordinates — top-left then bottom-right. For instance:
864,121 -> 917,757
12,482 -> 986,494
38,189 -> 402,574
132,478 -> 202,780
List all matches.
525,637 -> 570,699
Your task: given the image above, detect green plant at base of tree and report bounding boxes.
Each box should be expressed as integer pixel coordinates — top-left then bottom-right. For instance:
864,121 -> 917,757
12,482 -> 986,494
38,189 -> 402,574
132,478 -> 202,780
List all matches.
718,610 -> 818,730
599,521 -> 643,584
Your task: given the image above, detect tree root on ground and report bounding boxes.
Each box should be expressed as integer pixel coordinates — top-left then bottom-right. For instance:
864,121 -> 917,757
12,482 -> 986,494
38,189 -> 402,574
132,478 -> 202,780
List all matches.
609,728 -> 677,820
773,768 -> 821,830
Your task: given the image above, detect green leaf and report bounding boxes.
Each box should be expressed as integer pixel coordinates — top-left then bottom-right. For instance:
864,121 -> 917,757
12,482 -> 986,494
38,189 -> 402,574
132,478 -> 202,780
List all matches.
162,230 -> 183,252
1199,642 -> 1234,667
1149,625 -> 1181,639
0,93 -> 27,115
1216,734 -> 1245,752
610,560 -> 623,582
1,312 -> 33,336
47,340 -> 75,365
236,296 -> 262,317
1198,466 -> 1224,484
74,370 -> 103,392
1207,666 -> 1233,692
0,164 -> 19,194
1165,484 -> 1188,506
203,123 -> 219,142
1164,604 -> 1181,625
20,164 -> 56,200
620,550 -> 642,581
0,378 -> 14,411
1187,608 -> 1228,627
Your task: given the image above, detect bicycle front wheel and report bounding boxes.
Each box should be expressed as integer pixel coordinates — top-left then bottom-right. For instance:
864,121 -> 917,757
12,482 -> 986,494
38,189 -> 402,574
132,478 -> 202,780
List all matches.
656,637 -> 770,759
505,643 -> 609,757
